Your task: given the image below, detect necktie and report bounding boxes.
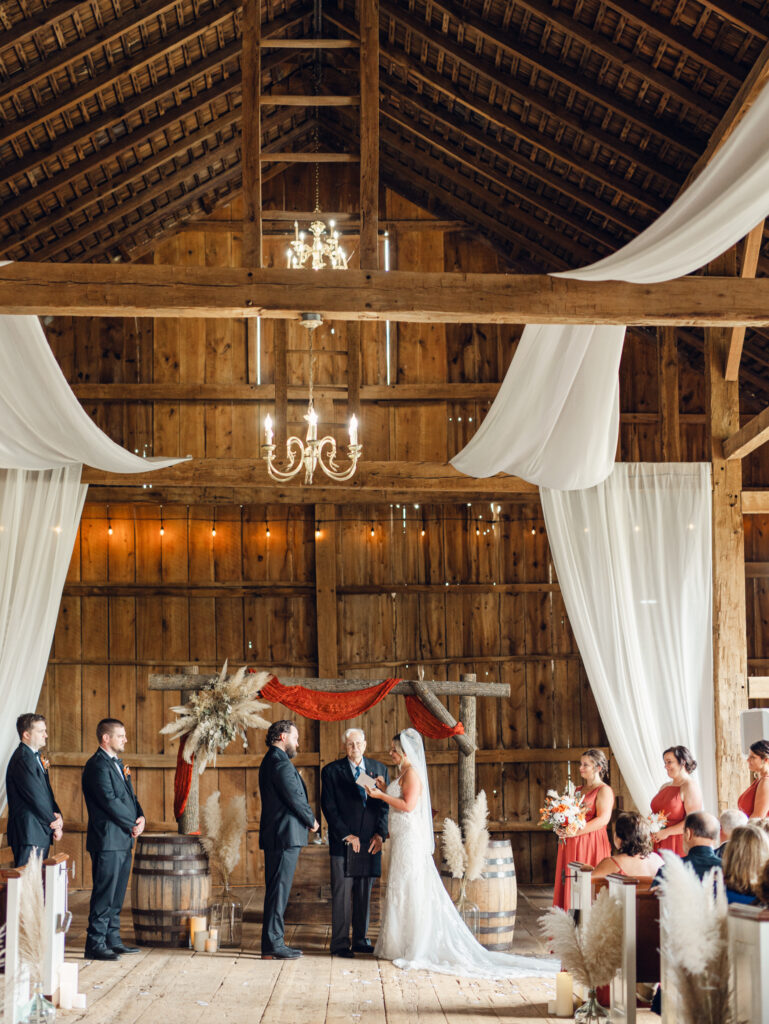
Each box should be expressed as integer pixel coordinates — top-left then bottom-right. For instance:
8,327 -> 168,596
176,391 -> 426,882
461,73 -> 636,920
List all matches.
354,764 -> 367,804
115,757 -> 128,785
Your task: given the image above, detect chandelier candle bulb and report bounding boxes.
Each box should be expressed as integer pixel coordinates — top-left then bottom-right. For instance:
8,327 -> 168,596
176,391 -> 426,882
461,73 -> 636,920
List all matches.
349,415 -> 358,446
264,415 -> 273,445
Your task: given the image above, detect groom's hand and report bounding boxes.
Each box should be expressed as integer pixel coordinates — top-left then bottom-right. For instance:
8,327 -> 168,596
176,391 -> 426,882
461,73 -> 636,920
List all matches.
368,834 -> 383,854
310,819 -> 320,833
345,834 -> 361,852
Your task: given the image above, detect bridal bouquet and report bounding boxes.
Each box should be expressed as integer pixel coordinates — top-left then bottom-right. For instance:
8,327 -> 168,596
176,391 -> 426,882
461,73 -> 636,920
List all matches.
647,810 -> 668,834
538,783 -> 587,838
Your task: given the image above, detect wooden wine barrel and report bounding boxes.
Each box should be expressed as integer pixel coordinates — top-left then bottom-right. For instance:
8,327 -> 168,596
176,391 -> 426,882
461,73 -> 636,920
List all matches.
131,833 -> 211,947
440,838 -> 518,951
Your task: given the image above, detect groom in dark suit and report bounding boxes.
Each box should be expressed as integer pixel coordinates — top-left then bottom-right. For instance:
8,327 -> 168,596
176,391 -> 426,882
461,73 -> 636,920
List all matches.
321,728 -> 389,957
82,718 -> 145,960
259,719 -> 319,959
6,713 -> 63,866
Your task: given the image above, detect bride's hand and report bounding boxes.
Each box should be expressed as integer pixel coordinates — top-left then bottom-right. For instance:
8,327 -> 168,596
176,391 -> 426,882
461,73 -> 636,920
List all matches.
366,784 -> 383,799
374,775 -> 386,791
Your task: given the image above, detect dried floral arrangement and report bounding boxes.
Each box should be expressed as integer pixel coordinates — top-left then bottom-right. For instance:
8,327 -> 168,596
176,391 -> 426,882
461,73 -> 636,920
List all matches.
161,661 -> 272,773
18,850 -> 46,985
656,852 -> 735,1024
441,790 -> 490,883
539,887 -> 623,990
200,791 -> 247,891
539,782 -> 588,838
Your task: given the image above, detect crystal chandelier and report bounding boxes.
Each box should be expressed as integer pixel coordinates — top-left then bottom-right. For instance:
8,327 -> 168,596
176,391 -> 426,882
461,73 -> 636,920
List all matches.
287,214 -> 348,270
263,313 -> 361,484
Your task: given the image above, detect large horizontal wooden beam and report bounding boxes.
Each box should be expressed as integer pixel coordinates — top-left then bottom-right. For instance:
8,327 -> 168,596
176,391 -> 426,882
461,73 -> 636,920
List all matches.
148,674 -> 510,696
5,263 -> 769,324
81,459 -> 538,503
742,492 -> 769,514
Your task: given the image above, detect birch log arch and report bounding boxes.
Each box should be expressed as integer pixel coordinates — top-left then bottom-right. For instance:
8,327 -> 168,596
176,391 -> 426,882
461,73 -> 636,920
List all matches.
150,669 -> 511,829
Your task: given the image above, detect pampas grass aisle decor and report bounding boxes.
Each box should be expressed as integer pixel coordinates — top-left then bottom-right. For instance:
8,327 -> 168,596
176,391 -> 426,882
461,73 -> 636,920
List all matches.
539,889 -> 623,1021
440,791 -> 491,938
17,851 -> 56,1022
656,852 -> 735,1024
200,791 -> 247,892
201,791 -> 247,949
441,818 -> 466,879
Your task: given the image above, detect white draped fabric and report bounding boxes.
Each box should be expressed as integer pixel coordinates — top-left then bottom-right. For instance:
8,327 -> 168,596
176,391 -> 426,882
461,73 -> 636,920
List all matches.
0,312 -> 185,471
0,467 -> 86,809
541,463 -> 716,813
452,80 -> 769,489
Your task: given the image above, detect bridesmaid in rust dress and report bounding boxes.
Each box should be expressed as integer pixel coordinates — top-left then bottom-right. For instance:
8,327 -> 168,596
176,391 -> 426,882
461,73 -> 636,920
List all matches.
650,745 -> 702,857
552,749 -> 614,909
738,740 -> 769,819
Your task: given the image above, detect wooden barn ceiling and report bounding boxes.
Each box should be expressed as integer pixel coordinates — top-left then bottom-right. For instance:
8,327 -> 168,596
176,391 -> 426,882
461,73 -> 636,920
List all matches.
1,0 -> 768,392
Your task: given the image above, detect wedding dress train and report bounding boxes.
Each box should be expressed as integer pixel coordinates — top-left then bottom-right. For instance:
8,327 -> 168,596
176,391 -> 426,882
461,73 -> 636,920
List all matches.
373,731 -> 558,979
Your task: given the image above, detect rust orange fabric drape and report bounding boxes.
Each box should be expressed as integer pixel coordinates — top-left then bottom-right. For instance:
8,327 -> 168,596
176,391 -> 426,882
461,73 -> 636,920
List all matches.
173,734 -> 194,820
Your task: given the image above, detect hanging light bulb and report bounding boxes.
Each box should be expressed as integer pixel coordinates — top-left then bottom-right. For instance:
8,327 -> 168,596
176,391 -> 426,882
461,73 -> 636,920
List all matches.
211,510 -> 216,537
160,506 -> 165,537
107,505 -> 113,536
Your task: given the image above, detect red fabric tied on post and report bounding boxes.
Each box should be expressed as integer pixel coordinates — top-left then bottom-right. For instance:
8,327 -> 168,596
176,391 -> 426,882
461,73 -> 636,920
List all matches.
404,696 -> 466,739
173,734 -> 194,820
258,675 -> 402,719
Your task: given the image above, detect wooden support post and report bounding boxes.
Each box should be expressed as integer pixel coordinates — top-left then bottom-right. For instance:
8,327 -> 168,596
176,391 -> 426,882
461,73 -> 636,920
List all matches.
725,220 -> 765,381
706,251 -> 749,811
315,504 -> 339,775
359,0 -> 379,271
242,0 -> 262,269
178,665 -> 200,834
458,673 -> 477,825
273,319 -> 288,451
658,327 -> 680,462
347,321 -> 361,428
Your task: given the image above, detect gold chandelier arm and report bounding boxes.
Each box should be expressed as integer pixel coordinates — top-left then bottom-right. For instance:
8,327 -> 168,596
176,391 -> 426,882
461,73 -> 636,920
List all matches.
264,436 -> 306,482
317,437 -> 362,482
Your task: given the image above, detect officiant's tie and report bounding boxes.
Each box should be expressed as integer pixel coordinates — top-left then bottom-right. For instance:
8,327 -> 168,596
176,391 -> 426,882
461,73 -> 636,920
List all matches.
354,764 -> 367,804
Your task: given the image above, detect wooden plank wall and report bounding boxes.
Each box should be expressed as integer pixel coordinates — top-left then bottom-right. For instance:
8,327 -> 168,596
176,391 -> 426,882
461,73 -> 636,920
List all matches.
7,166 -> 769,887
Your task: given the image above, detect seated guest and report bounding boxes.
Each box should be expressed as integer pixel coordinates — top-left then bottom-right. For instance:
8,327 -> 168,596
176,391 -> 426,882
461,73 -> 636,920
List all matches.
738,739 -> 769,819
592,812 -> 664,881
653,811 -> 721,885
717,808 -> 748,857
721,825 -> 769,904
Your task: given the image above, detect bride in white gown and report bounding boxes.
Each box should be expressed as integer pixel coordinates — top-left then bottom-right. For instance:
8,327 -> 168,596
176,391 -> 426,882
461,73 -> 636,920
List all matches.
366,728 -> 558,978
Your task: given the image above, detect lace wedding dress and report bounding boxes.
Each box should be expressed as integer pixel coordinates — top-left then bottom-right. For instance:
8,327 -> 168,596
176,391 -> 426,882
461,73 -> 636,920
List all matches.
373,730 -> 558,979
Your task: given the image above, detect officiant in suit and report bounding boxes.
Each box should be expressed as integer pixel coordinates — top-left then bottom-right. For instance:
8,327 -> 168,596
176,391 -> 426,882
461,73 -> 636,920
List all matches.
321,728 -> 389,957
6,713 -> 63,866
82,718 -> 145,961
259,719 -> 319,959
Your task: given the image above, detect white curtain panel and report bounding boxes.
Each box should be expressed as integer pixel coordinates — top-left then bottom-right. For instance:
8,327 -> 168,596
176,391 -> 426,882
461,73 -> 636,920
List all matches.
541,463 -> 716,813
0,312 -> 186,471
452,80 -> 769,489
0,466 -> 86,810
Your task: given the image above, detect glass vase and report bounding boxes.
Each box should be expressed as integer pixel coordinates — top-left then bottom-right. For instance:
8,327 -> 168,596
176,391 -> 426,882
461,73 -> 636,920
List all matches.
208,883 -> 243,948
574,988 -> 609,1022
22,981 -> 56,1024
453,879 -> 481,940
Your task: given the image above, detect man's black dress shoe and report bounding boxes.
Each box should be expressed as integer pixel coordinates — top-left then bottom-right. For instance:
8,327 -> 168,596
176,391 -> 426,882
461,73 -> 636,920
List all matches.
111,944 -> 140,954
331,947 -> 355,958
262,947 -> 302,960
352,942 -> 374,954
84,947 -> 120,961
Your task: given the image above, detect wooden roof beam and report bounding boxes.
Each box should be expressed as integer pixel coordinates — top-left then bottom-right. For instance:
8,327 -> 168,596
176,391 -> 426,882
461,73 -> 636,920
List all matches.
725,220 -> 765,381
0,8 -> 308,189
0,0 -> 243,149
0,0 -> 93,52
70,128 -> 313,264
400,0 -> 707,156
327,4 -> 683,190
4,263 -> 769,324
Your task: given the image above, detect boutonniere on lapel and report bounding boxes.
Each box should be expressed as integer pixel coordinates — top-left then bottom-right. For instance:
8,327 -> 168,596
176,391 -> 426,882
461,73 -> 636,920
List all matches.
123,763 -> 131,779
40,756 -> 50,772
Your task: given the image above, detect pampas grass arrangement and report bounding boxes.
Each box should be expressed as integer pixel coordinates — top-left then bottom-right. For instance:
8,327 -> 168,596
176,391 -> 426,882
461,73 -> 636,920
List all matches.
18,850 -> 46,985
441,790 -> 490,884
539,888 -> 623,990
161,661 -> 272,773
656,851 -> 734,1024
200,791 -> 247,891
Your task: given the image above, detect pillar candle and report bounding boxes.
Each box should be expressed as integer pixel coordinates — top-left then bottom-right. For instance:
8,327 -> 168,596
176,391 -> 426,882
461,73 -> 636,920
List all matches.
72,993 -> 87,1010
189,916 -> 208,948
555,971 -> 573,1016
58,962 -> 78,1009
193,929 -> 209,952
205,937 -> 218,953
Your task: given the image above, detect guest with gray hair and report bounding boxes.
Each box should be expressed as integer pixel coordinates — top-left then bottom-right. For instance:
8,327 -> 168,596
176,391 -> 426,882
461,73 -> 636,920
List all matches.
320,728 -> 389,957
717,808 -> 748,858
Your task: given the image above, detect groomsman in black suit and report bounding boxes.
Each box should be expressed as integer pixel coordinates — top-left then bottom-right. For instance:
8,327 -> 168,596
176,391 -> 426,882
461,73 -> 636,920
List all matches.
259,720 -> 319,959
82,718 -> 145,961
5,713 -> 63,866
320,728 -> 389,957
